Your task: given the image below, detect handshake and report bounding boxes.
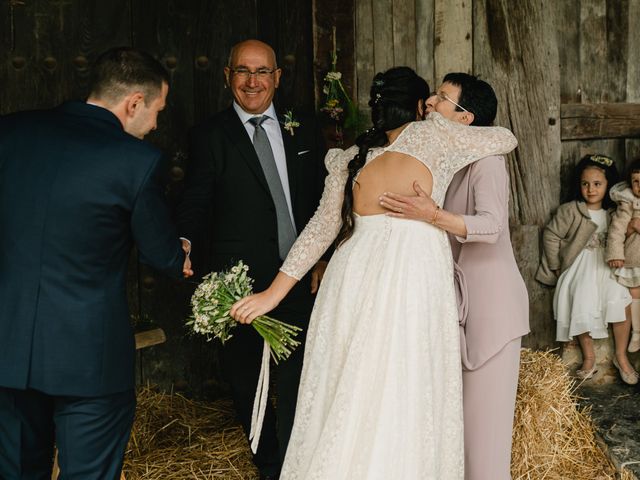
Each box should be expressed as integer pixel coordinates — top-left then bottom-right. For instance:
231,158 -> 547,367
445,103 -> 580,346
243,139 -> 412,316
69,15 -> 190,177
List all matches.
181,238 -> 194,278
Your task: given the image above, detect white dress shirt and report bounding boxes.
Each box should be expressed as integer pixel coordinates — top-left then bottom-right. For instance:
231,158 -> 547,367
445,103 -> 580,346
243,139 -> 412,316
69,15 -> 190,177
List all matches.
233,102 -> 296,229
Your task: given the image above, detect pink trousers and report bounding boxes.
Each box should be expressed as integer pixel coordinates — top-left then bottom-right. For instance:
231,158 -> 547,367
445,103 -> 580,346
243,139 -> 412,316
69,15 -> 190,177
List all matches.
463,337 -> 522,480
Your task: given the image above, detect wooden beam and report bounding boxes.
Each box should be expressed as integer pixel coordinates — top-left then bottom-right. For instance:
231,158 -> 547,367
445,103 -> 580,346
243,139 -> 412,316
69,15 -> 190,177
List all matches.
561,103 -> 640,140
434,0 -> 472,81
135,328 -> 166,350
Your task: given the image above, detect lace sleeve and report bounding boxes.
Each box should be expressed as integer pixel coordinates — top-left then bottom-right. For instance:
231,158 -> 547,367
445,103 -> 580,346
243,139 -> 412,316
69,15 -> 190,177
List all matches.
433,112 -> 517,172
402,113 -> 517,173
280,146 -> 357,280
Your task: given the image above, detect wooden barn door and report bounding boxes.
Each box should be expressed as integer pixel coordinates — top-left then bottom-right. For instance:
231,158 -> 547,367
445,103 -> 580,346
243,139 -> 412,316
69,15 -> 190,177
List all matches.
0,0 -> 315,396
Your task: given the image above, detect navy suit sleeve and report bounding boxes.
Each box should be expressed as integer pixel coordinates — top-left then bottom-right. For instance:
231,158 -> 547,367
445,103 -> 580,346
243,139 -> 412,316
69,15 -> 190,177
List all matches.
131,154 -> 185,277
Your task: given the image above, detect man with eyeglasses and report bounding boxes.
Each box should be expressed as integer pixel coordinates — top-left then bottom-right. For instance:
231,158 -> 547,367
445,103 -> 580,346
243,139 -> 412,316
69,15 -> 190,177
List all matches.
177,39 -> 327,480
380,73 -> 529,480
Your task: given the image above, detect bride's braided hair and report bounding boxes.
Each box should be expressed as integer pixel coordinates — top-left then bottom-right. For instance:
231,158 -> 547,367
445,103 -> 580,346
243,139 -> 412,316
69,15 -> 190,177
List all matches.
335,66 -> 429,246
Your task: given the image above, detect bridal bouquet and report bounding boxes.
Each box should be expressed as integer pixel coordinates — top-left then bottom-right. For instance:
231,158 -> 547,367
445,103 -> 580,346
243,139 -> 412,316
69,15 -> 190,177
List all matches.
187,260 -> 301,364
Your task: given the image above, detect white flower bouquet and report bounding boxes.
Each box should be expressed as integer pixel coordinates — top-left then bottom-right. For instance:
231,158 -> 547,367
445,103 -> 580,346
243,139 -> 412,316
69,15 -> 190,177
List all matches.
187,260 -> 302,364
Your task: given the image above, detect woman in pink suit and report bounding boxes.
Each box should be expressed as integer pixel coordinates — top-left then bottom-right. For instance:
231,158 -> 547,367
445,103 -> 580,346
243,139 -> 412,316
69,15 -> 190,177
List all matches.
381,73 -> 529,480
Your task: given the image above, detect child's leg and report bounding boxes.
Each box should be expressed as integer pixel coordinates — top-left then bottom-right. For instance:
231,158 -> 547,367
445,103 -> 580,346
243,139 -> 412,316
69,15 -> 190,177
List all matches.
577,333 -> 596,371
612,315 -> 638,384
628,287 -> 640,353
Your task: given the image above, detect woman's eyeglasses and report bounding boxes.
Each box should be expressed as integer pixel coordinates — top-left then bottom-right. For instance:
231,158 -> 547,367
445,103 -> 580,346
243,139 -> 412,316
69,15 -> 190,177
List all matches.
431,92 -> 470,114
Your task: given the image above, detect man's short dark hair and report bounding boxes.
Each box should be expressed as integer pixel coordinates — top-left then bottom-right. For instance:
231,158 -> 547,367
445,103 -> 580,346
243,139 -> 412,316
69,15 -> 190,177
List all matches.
89,47 -> 169,106
442,73 -> 497,126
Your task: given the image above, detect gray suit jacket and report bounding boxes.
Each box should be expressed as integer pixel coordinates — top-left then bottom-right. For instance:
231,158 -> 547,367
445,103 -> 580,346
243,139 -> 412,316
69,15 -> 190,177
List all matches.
444,156 -> 530,370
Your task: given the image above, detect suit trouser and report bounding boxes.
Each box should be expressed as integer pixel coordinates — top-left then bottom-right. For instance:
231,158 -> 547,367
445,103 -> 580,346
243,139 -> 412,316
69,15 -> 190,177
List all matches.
0,386 -> 135,480
222,314 -> 307,476
462,337 -> 521,480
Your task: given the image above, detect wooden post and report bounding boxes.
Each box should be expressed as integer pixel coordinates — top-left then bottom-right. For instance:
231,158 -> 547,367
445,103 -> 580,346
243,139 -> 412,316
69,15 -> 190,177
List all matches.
434,0 -> 472,81
626,0 -> 640,162
392,0 -> 417,69
415,0 -> 435,88
473,0 -> 562,349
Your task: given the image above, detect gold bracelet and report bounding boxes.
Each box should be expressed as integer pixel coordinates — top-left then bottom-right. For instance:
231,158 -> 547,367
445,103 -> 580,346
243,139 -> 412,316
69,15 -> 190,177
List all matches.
430,206 -> 441,225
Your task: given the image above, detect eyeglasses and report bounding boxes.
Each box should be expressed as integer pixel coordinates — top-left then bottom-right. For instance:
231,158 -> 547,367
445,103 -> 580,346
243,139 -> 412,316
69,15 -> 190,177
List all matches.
431,91 -> 470,114
229,67 -> 278,80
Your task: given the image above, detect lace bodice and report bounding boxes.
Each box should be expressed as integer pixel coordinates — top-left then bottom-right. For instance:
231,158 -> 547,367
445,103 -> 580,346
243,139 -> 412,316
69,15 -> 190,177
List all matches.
281,112 -> 518,280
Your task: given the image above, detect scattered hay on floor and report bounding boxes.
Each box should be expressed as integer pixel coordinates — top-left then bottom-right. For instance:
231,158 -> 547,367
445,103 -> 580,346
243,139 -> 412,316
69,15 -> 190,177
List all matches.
125,351 -> 634,479
123,385 -> 258,480
512,349 -> 632,480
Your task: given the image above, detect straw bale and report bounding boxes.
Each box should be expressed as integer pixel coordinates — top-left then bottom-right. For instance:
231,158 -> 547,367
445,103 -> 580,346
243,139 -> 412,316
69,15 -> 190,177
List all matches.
511,349 -> 633,480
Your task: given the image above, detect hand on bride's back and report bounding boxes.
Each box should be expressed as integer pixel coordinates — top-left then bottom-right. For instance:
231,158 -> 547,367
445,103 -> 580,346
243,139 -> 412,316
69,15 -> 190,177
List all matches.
230,291 -> 280,324
379,181 -> 436,221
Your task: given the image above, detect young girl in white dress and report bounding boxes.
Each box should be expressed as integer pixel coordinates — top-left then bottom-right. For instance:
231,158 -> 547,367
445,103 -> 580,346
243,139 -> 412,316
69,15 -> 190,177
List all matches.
606,158 -> 640,354
537,154 -> 636,384
231,67 -> 517,479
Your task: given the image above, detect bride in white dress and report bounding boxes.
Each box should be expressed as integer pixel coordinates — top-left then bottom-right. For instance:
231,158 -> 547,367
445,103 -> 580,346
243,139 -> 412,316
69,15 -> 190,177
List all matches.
231,67 -> 517,479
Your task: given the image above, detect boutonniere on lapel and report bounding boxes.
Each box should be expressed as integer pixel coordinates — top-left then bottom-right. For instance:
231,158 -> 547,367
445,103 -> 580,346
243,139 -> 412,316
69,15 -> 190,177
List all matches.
282,110 -> 300,136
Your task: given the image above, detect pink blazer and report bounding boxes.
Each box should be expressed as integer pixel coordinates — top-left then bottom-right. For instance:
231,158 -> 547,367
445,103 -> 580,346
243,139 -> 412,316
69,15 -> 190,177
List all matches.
444,156 -> 530,371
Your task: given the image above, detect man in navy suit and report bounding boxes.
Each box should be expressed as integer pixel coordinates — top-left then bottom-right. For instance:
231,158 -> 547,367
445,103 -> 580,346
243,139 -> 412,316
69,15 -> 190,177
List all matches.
0,47 -> 192,479
177,39 -> 327,479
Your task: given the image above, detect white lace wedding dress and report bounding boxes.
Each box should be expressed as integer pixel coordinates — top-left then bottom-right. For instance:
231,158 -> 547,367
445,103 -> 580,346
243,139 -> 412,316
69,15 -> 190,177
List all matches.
279,112 -> 517,480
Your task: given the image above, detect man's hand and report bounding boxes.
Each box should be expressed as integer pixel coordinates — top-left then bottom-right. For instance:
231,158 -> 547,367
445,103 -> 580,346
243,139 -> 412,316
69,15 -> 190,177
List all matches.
310,260 -> 328,294
379,181 -> 437,222
181,238 -> 191,255
181,238 -> 193,278
609,259 -> 625,269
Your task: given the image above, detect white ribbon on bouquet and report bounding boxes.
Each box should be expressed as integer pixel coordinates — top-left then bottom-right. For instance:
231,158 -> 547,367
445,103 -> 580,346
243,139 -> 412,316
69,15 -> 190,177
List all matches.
249,339 -> 271,453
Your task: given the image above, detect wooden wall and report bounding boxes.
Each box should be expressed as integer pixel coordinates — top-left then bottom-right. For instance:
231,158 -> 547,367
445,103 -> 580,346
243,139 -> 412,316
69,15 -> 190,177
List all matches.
0,0 -> 315,396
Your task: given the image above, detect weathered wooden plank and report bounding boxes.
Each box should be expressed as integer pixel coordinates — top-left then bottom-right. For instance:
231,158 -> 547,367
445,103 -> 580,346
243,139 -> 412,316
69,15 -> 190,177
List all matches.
313,0 -> 356,108
0,0 -> 131,114
135,328 -> 167,350
557,0 -> 581,104
580,0 -> 608,103
434,0 -> 471,82
511,225 -> 556,350
556,0 -> 583,203
415,0 -> 435,88
355,0 -> 374,111
626,0 -> 640,164
474,0 -> 561,350
131,0 -> 197,166
578,0 -> 628,172
392,0 -> 416,69
372,0 -> 394,72
606,0 -> 629,101
191,0 -> 257,121
258,0 -> 315,112
474,0 -> 561,226
561,103 -> 640,140
313,0 -> 357,145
